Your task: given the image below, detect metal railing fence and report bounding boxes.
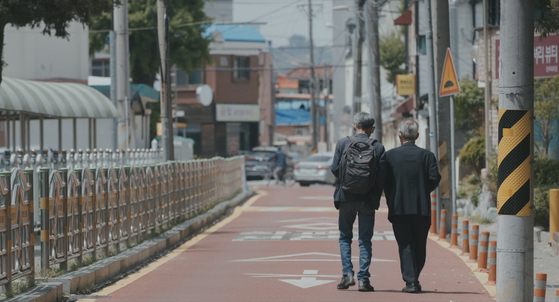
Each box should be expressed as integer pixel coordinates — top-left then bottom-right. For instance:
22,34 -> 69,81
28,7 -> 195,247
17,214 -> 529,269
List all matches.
0,148 -> 244,292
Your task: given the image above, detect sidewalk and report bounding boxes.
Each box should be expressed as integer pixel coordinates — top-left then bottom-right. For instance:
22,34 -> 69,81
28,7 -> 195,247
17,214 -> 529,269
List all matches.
453,214 -> 559,301
75,184 -> 494,302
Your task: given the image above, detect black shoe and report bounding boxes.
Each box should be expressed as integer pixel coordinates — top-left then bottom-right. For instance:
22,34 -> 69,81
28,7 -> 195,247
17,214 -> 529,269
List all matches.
402,283 -> 420,293
337,274 -> 355,289
358,279 -> 375,292
416,282 -> 422,292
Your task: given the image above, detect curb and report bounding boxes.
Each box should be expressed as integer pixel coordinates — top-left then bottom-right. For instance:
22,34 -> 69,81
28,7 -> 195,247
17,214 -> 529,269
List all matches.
8,190 -> 254,302
428,233 -> 496,299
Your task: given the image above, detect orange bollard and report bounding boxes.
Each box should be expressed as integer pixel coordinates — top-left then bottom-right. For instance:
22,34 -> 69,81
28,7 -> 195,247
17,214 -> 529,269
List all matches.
555,289 -> 559,302
534,273 -> 547,302
467,225 -> 479,263
438,209 -> 447,241
474,231 -> 489,272
485,240 -> 496,285
450,215 -> 459,249
430,193 -> 437,234
461,220 -> 470,256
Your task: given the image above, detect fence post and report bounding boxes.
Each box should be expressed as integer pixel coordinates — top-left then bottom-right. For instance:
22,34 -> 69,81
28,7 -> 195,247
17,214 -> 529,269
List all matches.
534,273 -> 547,302
438,209 -> 447,241
2,171 -> 12,293
124,165 -> 131,248
551,189 -> 558,243
74,168 -> 83,265
468,224 -> 479,263
59,168 -> 68,271
40,167 -> 50,270
89,167 -> 97,261
24,168 -> 35,285
461,220 -> 470,256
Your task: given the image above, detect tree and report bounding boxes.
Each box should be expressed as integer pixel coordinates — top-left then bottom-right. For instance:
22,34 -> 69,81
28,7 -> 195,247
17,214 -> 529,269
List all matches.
0,0 -> 115,84
89,0 -> 211,85
453,77 -> 484,138
379,31 -> 405,84
534,75 -> 559,158
535,0 -> 559,36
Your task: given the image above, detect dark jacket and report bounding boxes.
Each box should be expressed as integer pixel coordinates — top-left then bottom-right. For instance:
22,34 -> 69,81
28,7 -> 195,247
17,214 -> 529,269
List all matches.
330,133 -> 386,209
269,151 -> 287,167
383,142 -> 441,222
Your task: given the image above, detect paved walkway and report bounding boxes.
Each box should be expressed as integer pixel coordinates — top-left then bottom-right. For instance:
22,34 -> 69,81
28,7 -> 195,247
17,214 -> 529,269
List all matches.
76,184 -> 494,302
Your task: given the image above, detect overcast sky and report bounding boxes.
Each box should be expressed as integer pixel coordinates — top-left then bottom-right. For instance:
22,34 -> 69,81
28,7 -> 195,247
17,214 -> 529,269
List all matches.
233,0 -> 334,47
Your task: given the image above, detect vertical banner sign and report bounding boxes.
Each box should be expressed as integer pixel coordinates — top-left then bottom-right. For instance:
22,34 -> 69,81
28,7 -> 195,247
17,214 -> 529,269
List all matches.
497,109 -> 531,216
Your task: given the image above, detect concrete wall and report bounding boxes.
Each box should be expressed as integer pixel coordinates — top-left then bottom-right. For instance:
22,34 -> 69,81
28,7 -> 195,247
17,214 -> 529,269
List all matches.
3,21 -> 89,81
204,0 -> 233,23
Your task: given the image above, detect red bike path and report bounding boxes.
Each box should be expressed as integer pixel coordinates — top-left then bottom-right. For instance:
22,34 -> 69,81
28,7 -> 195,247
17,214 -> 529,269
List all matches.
78,185 -> 494,302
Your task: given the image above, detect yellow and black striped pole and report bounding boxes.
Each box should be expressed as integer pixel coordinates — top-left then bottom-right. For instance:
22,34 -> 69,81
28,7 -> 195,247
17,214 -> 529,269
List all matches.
497,109 -> 531,216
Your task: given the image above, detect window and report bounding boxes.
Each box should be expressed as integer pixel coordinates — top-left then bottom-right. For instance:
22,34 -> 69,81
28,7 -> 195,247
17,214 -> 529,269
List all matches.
488,0 -> 500,27
417,35 -> 426,55
91,59 -> 110,77
175,69 -> 202,86
234,57 -> 250,80
220,56 -> 229,67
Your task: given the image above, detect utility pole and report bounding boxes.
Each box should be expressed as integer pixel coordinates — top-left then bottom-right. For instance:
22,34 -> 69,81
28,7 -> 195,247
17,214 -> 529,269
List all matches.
425,0 -> 440,230
308,0 -> 318,152
496,1 -> 534,301
365,0 -> 383,143
269,41 -> 276,147
483,0 -> 490,170
352,0 -> 365,115
114,0 -> 131,151
323,63 -> 330,150
158,0 -> 174,160
110,10 -> 117,150
432,0 -> 452,231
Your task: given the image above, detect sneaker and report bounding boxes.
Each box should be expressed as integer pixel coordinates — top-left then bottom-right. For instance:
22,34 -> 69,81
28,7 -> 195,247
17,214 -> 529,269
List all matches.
358,279 -> 375,292
337,274 -> 355,289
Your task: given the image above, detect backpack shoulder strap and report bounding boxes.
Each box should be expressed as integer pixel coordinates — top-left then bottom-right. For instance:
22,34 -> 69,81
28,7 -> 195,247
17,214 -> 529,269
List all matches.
348,136 -> 358,143
366,138 -> 378,146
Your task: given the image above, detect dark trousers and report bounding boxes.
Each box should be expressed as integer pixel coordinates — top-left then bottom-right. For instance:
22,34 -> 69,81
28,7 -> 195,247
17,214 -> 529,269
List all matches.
338,201 -> 375,280
391,215 -> 431,284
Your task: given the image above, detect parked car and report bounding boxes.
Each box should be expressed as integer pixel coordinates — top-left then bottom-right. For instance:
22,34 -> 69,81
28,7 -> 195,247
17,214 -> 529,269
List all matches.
244,147 -> 301,180
244,150 -> 275,179
294,152 -> 336,186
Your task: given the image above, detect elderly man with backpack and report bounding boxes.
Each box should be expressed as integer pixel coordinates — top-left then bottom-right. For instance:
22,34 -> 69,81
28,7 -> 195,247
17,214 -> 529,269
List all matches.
330,112 -> 386,292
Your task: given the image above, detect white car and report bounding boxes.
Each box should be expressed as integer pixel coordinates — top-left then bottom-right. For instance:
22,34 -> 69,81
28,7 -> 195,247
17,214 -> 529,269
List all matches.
294,152 -> 336,186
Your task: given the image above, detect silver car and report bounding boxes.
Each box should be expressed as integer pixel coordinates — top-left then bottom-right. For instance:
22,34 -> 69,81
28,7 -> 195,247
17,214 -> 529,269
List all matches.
294,152 -> 336,186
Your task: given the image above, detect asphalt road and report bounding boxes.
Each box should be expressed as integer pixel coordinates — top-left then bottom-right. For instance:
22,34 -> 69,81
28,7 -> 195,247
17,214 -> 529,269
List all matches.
77,183 -> 494,302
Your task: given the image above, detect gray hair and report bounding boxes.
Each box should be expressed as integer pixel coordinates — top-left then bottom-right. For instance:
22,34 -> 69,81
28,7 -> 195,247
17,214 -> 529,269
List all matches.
353,112 -> 375,129
399,118 -> 419,140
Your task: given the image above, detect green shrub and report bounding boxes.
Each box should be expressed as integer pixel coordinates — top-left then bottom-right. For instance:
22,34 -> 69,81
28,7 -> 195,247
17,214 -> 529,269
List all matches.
459,136 -> 485,173
471,184 -> 483,207
534,157 -> 559,187
534,185 -> 553,229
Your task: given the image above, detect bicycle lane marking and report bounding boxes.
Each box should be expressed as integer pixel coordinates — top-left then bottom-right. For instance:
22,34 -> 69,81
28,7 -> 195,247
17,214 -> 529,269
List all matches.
76,191 -> 267,302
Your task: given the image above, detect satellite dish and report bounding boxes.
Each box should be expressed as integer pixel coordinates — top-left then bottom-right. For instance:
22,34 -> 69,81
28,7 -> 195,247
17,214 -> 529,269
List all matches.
196,85 -> 213,106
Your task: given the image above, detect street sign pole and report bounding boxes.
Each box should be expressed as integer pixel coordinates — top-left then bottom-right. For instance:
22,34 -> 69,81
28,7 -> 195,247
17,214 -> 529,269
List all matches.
439,48 -> 460,217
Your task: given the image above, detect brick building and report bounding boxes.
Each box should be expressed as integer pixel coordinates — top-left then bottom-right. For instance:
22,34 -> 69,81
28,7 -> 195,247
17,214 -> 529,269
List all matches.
173,25 -> 271,158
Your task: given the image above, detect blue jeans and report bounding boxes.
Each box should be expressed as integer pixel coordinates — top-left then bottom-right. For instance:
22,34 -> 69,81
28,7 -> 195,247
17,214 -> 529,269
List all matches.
338,201 -> 375,280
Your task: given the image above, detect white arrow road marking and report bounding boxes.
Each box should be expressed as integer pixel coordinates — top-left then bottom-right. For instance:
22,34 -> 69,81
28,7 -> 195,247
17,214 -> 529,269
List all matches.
247,270 -> 339,289
231,252 -> 396,262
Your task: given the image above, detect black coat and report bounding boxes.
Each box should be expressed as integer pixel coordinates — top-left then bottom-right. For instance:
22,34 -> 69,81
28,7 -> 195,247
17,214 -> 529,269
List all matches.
330,132 -> 386,209
383,142 -> 441,222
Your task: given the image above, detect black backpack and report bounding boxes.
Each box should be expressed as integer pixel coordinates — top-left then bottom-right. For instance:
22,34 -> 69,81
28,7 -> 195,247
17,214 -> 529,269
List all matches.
339,136 -> 378,194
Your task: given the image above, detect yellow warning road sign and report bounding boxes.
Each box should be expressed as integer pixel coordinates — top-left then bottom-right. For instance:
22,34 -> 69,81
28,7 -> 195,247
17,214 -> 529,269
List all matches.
439,48 -> 460,97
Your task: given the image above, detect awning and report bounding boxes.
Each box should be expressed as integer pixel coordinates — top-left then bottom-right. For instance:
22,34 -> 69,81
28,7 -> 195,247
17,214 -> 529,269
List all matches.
0,77 -> 119,119
394,10 -> 412,25
390,95 -> 415,118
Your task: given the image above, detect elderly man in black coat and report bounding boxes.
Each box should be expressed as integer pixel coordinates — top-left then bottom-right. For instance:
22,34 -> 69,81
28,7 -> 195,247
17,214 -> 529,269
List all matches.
384,118 -> 441,293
